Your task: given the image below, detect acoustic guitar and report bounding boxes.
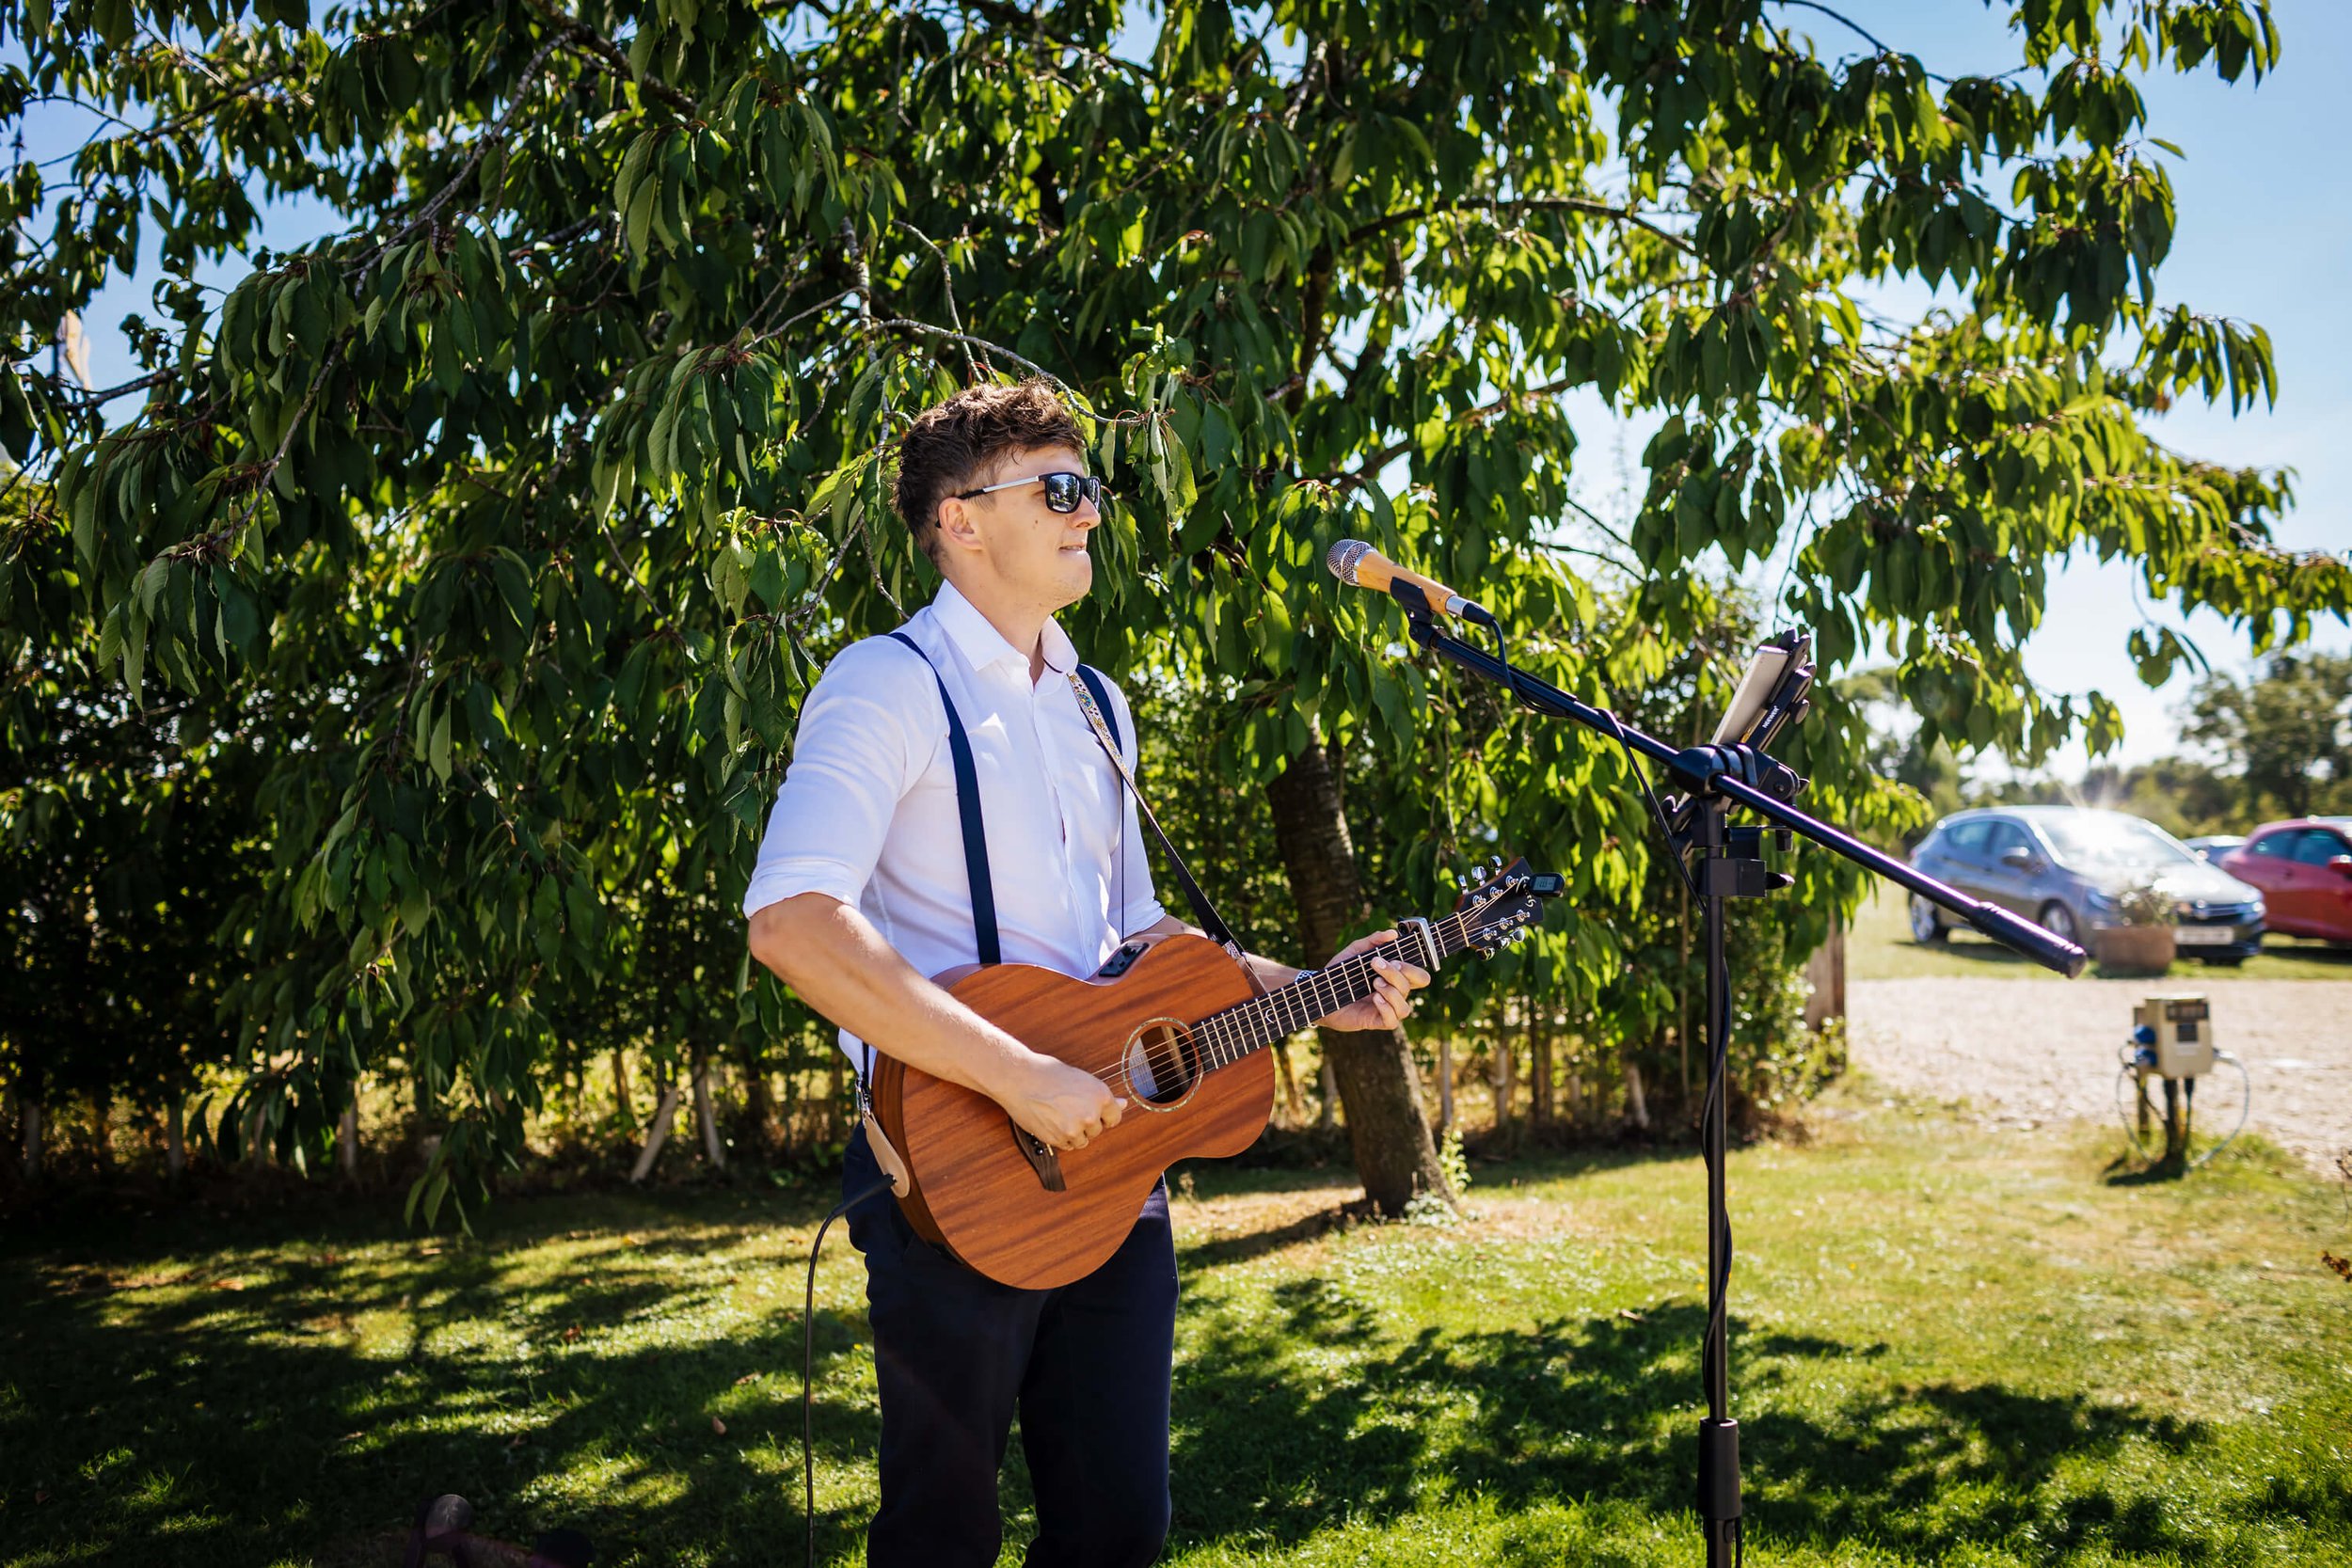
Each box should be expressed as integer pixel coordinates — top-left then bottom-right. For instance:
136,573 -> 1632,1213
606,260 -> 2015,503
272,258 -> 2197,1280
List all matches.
868,859 -> 1565,1288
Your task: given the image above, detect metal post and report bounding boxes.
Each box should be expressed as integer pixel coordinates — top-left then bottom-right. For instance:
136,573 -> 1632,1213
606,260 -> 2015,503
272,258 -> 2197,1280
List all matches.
1697,800 -> 1741,1566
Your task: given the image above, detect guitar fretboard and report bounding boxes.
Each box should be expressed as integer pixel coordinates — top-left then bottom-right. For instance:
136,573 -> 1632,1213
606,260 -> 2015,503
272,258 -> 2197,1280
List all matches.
1190,911 -> 1477,1070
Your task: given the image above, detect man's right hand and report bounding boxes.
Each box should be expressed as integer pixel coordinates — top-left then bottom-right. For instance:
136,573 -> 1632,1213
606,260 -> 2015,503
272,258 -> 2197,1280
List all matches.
1000,1053 -> 1126,1150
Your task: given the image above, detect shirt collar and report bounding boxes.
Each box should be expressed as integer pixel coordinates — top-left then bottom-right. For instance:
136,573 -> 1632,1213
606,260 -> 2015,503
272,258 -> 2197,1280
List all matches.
930,578 -> 1076,678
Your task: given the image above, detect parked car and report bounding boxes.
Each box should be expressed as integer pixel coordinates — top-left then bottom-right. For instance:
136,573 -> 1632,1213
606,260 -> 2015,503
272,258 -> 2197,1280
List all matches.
1907,806 -> 2265,962
2185,834 -> 2247,862
2217,818 -> 2352,945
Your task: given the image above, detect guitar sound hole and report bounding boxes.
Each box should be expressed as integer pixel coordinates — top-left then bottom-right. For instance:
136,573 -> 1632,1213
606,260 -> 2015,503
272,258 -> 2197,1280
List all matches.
1121,1021 -> 1199,1109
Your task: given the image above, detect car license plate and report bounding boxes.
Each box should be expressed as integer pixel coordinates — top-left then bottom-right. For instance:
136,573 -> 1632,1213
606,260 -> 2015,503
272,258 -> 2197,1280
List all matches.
2172,926 -> 2233,946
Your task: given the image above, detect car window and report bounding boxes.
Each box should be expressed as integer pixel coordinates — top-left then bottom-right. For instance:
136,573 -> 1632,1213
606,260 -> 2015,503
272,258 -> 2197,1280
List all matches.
1984,821 -> 2032,860
2249,832 -> 2297,859
2292,831 -> 2351,866
1943,820 -> 1991,854
2034,813 -> 2199,872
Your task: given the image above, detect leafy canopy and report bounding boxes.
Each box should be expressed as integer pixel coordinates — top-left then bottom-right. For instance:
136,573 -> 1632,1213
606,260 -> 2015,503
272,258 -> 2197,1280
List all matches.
4,0 -> 2345,1191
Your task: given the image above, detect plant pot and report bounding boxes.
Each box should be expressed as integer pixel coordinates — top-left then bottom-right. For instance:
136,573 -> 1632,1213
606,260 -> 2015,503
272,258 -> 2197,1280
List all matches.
2095,925 -> 2176,974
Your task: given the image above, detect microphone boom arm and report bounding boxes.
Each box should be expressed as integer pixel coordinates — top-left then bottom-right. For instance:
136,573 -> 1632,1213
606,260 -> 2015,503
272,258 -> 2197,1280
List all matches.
1401,614 -> 2089,978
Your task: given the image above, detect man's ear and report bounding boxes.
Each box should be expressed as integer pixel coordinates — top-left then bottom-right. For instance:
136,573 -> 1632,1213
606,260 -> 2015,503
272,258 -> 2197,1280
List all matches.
934,494 -> 984,557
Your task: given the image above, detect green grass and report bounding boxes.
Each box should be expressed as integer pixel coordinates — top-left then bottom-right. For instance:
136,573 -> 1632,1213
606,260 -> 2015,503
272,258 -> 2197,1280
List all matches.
1849,884 -> 2352,981
4,1093 -> 2349,1566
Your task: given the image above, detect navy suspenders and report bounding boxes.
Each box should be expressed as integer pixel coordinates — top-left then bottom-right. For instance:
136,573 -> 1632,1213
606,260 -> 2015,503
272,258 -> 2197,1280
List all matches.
884,634 -> 1127,973
886,632 -> 1005,967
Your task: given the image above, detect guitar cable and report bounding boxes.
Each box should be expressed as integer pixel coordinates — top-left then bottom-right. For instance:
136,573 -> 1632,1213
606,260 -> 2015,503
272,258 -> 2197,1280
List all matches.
803,1173 -> 898,1568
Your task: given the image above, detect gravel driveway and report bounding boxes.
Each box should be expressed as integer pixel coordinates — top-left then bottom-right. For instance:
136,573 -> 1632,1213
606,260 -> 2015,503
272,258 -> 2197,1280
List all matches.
1846,976 -> 2352,1177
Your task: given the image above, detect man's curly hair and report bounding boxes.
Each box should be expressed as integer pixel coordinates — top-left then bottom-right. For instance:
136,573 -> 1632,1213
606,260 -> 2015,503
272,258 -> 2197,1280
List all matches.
894,380 -> 1083,564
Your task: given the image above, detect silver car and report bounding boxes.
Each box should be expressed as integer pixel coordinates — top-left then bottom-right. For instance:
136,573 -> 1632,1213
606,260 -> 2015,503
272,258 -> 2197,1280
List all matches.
1908,806 -> 2266,963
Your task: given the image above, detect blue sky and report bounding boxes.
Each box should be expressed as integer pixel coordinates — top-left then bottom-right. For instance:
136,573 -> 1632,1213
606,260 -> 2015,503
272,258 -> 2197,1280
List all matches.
1793,0 -> 2352,773
36,0 -> 2349,776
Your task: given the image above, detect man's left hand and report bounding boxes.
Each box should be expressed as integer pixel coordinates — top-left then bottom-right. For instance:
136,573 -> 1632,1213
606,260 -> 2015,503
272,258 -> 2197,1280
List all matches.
1317,929 -> 1432,1033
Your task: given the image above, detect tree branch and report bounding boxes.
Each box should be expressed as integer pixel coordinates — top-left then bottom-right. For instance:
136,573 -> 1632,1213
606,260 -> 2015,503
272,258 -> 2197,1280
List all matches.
345,29 -> 571,280
517,0 -> 701,114
867,316 -> 1064,388
1323,377 -> 1579,494
1346,196 -> 1702,261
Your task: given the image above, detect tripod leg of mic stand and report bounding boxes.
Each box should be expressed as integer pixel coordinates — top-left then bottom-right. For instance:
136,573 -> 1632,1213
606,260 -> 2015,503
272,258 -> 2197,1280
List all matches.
1696,801 -> 1743,1566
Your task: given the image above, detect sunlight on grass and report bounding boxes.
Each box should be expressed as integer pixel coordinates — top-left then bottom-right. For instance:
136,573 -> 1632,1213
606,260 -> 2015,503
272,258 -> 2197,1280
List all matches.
3,1098 -> 2347,1566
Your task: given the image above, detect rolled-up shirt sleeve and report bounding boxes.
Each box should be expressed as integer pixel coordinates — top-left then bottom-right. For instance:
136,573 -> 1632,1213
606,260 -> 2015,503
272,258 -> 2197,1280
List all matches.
742,641 -> 936,919
1101,675 -> 1168,937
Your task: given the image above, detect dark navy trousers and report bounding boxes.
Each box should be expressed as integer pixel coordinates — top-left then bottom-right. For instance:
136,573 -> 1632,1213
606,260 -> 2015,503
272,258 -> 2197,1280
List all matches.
842,1126 -> 1179,1568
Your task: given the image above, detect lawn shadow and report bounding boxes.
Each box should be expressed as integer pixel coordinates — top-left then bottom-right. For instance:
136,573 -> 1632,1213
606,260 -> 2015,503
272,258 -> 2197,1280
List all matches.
0,1189 -> 882,1567
2259,935 -> 2352,968
1168,1296 -> 2226,1562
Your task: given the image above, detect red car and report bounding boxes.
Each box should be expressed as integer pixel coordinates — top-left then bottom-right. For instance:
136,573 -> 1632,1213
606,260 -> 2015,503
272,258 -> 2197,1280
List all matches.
2219,818 -> 2352,944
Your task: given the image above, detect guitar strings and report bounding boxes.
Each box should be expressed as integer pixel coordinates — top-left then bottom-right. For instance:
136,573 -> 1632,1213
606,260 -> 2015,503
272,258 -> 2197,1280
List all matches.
1064,920 -> 1465,1097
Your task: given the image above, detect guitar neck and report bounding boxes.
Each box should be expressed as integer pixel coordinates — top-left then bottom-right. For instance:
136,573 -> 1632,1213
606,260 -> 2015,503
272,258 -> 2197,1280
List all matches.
1190,913 -> 1476,1072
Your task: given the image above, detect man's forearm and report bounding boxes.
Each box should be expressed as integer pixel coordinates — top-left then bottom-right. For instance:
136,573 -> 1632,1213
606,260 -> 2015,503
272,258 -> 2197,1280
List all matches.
748,892 -> 1043,1103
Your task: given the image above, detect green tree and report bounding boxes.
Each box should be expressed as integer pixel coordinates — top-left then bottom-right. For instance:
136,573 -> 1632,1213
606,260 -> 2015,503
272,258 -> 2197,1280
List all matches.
8,0 -> 2349,1213
2181,650 -> 2352,819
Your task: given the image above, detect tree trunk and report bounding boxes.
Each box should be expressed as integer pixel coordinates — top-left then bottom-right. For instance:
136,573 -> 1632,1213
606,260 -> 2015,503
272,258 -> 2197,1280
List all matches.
692,1054 -> 727,1173
629,1077 -> 685,1184
338,1104 -> 360,1180
1531,1005 -> 1554,1124
21,1096 -> 41,1181
90,1090 -> 113,1176
1677,883 -> 1692,1102
1492,1005 -> 1516,1130
1272,1039 -> 1306,1128
1436,1036 -> 1454,1132
1626,1060 -> 1651,1131
1314,1058 -> 1339,1131
165,1096 -> 186,1178
1266,735 -> 1452,1214
612,1049 -> 634,1125
734,1037 -> 780,1161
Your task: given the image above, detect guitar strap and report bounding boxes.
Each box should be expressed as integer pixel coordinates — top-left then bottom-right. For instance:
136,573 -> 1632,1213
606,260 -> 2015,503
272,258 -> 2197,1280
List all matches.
1064,666 -> 1248,963
860,634 -> 1247,1097
855,631 -> 1252,1203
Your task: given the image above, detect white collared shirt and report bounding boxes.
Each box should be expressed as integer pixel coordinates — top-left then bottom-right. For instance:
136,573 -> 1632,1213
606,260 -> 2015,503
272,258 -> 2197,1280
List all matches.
742,580 -> 1166,1067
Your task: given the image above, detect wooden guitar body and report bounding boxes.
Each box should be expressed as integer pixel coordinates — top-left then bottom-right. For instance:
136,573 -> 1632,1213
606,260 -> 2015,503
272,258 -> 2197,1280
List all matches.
868,934 -> 1272,1290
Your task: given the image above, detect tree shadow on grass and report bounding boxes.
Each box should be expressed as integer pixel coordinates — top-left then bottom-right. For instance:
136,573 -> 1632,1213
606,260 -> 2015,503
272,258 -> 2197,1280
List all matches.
7,1174 -> 2329,1567
1168,1294 -> 2231,1563
0,1190 -> 882,1567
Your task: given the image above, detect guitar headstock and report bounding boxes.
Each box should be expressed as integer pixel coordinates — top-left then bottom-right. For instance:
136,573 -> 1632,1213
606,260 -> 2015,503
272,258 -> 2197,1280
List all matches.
1455,856 -> 1567,958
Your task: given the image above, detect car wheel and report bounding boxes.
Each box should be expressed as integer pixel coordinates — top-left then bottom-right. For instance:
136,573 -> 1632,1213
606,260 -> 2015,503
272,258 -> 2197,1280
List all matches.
2038,901 -> 2081,947
1908,896 -> 1947,943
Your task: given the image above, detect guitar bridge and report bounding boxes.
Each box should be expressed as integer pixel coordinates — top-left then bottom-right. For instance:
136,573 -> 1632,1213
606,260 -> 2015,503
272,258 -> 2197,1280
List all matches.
1010,1120 -> 1066,1193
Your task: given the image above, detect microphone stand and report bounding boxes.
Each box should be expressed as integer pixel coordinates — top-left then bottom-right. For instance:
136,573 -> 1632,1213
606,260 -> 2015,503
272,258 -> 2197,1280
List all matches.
1395,605 -> 2085,1568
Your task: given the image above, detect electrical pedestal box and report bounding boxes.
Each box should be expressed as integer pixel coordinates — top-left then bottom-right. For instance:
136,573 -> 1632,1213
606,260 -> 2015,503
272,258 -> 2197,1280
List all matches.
2134,994 -> 2214,1078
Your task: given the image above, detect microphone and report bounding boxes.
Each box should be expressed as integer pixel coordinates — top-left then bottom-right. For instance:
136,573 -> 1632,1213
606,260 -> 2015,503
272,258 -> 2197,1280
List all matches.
1325,540 -> 1496,626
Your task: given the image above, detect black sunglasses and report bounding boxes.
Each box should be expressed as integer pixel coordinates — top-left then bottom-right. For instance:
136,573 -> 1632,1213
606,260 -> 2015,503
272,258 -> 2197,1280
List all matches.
953,470 -> 1109,514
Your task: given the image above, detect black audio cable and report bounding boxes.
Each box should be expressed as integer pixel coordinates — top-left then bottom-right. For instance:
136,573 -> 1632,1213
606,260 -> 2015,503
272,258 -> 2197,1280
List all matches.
803,1174 -> 898,1568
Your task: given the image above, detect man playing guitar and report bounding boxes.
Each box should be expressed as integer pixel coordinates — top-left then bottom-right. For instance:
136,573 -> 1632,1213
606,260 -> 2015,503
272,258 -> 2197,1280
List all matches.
743,379 -> 1429,1567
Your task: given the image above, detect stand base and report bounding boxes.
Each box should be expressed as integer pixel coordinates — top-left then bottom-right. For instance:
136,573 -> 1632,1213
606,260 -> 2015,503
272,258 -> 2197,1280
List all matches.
1699,1416 -> 1743,1567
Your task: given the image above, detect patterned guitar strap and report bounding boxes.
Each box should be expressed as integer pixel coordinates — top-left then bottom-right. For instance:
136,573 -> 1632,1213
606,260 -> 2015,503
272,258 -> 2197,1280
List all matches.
1064,670 -> 1261,994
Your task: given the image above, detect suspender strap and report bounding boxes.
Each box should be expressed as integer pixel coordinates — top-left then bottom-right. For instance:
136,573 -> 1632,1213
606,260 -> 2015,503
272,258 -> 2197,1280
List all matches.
1065,666 -> 1245,958
887,632 -> 1001,968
